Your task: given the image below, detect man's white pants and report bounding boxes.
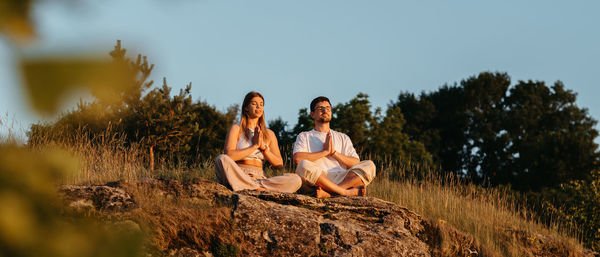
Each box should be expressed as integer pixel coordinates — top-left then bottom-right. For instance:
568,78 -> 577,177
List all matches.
295,160 -> 376,186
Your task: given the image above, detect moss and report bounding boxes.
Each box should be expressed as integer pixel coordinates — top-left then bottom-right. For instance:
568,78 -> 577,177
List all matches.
318,243 -> 328,253
211,237 -> 240,257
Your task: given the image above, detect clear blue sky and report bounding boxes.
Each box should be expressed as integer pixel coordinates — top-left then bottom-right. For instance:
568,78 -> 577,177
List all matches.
1,0 -> 599,140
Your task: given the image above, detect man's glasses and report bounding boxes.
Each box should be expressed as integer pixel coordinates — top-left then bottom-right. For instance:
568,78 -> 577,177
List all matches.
315,106 -> 331,112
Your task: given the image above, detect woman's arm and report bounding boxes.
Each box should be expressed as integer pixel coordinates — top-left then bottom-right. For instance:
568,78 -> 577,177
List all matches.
261,129 -> 284,168
224,124 -> 260,161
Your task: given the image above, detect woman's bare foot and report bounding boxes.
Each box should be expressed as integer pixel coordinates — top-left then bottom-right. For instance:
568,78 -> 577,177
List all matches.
315,186 -> 332,198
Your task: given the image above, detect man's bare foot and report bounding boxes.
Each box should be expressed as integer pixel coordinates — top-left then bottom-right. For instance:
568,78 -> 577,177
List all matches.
358,186 -> 366,196
316,187 -> 332,198
342,186 -> 366,197
344,187 -> 359,197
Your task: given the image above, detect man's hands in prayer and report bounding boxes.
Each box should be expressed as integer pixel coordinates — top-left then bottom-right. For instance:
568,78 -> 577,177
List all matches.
324,131 -> 334,156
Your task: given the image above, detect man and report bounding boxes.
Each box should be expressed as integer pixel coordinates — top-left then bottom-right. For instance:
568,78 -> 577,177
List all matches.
293,96 -> 376,198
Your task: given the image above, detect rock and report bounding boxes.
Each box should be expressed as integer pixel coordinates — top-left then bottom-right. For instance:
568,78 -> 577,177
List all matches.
58,179 -> 597,257
236,190 -> 431,256
60,184 -> 137,212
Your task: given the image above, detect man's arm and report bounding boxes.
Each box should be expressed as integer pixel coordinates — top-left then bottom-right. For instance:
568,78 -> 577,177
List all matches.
293,149 -> 359,167
331,151 -> 360,168
332,132 -> 360,168
293,151 -> 329,164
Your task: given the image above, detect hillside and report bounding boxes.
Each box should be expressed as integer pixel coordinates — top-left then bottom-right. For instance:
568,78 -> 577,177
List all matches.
60,178 -> 598,257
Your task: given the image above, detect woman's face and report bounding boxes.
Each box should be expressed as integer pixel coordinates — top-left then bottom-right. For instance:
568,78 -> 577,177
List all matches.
245,96 -> 264,119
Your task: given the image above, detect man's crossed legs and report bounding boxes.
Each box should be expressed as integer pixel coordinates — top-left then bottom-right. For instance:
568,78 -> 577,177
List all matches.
296,160 -> 376,198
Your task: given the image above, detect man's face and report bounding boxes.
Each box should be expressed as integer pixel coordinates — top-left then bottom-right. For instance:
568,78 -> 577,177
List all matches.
311,101 -> 332,123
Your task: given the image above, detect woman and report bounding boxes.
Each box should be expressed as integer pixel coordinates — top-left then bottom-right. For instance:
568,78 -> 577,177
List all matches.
214,91 -> 302,193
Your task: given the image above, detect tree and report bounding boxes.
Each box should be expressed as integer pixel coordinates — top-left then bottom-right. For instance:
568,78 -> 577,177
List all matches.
269,117 -> 295,147
394,84 -> 469,175
331,93 -> 375,152
131,79 -> 199,171
502,80 -> 599,190
189,102 -> 237,161
395,71 -> 600,190
27,41 -> 238,169
392,92 -> 438,149
460,72 -> 511,183
291,108 -> 314,138
368,105 -> 432,167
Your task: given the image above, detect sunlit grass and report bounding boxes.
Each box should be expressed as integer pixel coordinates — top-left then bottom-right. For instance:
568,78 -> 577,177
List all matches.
369,166 -> 583,257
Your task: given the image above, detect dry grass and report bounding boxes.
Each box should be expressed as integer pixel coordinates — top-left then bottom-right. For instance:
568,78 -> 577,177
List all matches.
28,132 -> 149,185
22,123 -> 221,185
122,182 -> 238,255
369,164 -> 585,257
0,113 -> 27,144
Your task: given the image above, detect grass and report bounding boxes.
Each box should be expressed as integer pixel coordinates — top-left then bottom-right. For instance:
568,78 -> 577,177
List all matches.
369,169 -> 584,256
122,181 -> 237,255
4,122 -> 590,257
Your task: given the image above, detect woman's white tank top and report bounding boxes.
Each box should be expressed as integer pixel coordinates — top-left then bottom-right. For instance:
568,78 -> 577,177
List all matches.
237,129 -> 264,161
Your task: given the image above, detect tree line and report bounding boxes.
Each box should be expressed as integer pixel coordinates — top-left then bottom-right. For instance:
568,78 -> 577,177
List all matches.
272,72 -> 599,191
30,42 -> 600,192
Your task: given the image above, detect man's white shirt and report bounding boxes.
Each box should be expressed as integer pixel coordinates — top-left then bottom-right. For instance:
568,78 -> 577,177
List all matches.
293,129 -> 359,174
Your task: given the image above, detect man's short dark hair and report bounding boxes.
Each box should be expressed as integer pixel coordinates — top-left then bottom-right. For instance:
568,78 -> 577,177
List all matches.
310,96 -> 331,112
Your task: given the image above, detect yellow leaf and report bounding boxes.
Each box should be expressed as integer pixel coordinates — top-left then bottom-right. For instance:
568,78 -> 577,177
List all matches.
0,0 -> 36,43
19,57 -> 136,114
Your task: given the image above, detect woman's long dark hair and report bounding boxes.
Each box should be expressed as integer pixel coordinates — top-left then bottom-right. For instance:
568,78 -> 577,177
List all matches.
240,91 -> 269,144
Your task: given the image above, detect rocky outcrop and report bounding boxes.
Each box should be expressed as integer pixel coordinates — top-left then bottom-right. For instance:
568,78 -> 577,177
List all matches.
232,190 -> 443,256
58,179 -> 595,257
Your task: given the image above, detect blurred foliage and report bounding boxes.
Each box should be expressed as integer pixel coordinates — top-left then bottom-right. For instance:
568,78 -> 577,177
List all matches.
1,3 -> 145,255
0,145 -> 144,257
21,57 -> 136,114
0,0 -> 35,42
